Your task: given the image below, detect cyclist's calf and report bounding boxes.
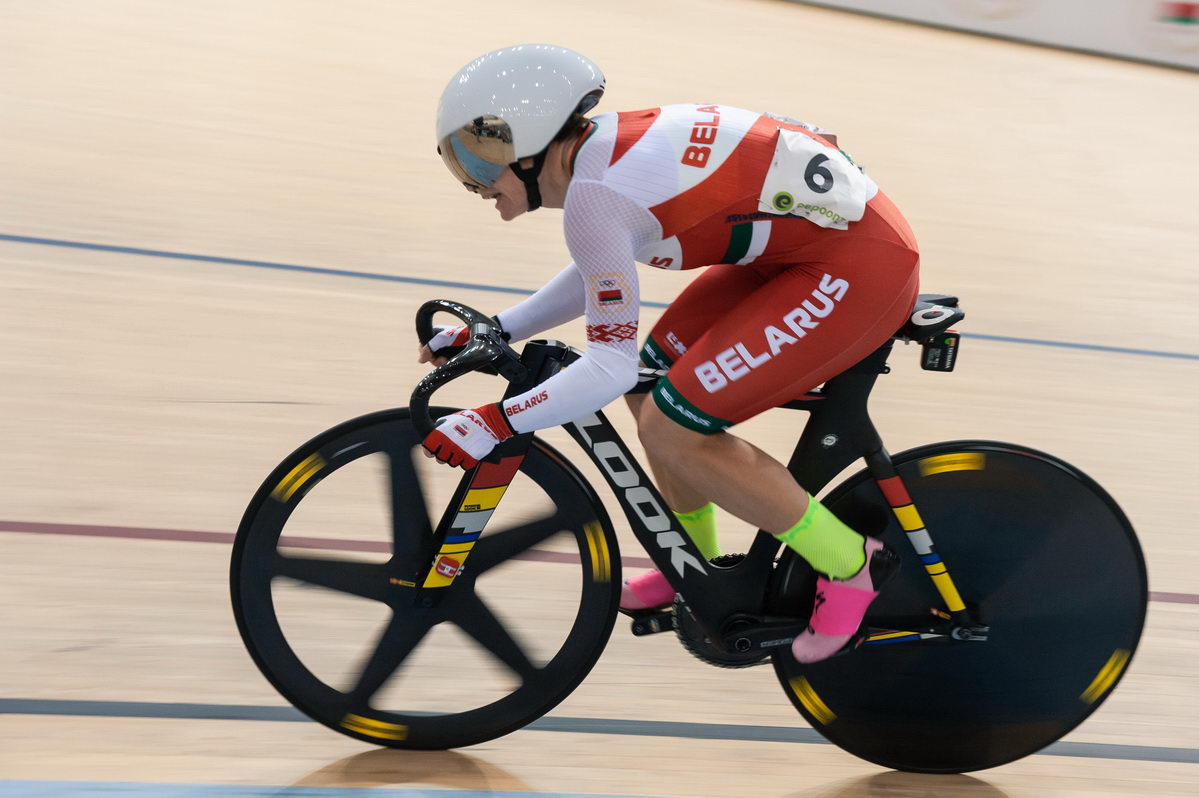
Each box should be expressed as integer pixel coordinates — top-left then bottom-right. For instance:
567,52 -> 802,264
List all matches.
635,397 -> 807,534
627,391 -> 708,513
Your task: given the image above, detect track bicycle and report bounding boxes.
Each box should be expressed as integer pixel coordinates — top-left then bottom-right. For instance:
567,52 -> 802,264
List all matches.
230,295 -> 1146,773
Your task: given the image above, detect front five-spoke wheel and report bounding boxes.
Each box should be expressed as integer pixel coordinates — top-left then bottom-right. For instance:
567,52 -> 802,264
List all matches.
231,408 -> 621,749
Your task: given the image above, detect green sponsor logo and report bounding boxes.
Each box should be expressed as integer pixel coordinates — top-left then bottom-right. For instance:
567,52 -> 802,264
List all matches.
770,193 -> 847,224
794,201 -> 847,224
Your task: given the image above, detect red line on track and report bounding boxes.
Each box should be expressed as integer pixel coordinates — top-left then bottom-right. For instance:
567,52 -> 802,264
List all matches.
2,519 -> 1191,604
0,519 -> 656,569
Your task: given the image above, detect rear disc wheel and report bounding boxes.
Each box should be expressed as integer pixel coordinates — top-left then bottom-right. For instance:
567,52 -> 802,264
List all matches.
769,441 -> 1147,772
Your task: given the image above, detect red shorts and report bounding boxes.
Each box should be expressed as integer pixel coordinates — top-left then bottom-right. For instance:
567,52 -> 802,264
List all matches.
644,193 -> 920,433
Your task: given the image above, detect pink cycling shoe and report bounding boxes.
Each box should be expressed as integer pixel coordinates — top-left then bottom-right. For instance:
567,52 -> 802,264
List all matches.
792,537 -> 899,663
619,570 -> 676,612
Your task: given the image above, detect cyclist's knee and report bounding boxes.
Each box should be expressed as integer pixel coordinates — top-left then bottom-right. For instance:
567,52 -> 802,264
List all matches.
624,391 -> 647,415
636,393 -> 696,452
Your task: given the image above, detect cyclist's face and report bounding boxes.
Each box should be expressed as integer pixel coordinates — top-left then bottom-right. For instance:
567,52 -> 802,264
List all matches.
471,164 -> 529,222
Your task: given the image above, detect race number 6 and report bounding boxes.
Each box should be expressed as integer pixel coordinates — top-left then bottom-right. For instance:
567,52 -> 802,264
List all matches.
805,154 -> 834,194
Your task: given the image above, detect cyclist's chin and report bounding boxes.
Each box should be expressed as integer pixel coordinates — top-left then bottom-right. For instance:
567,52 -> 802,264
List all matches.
496,202 -> 526,222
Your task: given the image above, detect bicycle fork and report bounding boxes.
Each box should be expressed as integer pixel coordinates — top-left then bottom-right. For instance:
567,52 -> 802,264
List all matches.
863,448 -> 990,643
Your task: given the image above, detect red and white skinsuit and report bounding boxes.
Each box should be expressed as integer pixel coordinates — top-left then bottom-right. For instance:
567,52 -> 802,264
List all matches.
494,103 -> 920,434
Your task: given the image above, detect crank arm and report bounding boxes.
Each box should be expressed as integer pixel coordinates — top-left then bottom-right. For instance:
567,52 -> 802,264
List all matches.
721,621 -> 807,654
627,609 -> 673,636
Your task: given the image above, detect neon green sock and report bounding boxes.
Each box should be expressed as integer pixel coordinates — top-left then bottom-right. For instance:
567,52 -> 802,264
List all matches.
774,494 -> 865,579
673,502 -> 720,561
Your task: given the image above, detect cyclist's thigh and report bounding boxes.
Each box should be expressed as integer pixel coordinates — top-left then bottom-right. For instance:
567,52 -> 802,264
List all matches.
651,237 -> 919,433
641,263 -> 774,369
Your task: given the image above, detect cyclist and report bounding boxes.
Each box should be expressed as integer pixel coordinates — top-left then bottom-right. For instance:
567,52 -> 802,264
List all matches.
420,44 -> 917,663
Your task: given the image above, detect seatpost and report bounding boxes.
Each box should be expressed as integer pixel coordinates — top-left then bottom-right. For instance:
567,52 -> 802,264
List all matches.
786,344 -> 892,494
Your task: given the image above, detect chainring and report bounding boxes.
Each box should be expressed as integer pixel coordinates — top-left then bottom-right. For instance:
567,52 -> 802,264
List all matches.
672,554 -> 771,669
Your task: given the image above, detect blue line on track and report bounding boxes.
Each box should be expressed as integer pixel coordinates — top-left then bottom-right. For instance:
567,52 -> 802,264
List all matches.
0,233 -> 544,300
2,698 -> 1197,764
0,782 -> 664,798
959,332 -> 1198,361
3,233 -> 1196,361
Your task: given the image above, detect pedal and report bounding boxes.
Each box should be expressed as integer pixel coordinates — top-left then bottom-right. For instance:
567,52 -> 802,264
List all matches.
920,331 -> 960,372
870,543 -> 902,586
628,610 -> 674,636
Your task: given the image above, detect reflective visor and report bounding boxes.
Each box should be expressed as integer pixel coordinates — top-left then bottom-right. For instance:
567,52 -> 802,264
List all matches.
438,117 -> 515,189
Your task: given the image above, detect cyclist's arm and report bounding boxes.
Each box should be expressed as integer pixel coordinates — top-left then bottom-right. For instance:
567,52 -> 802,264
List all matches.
494,262 -> 585,342
496,180 -> 657,433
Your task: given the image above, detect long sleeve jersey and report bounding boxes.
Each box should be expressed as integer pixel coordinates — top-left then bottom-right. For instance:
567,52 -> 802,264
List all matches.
493,103 -> 881,433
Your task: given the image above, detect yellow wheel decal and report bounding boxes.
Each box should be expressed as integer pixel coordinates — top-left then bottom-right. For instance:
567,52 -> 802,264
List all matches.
790,676 -> 836,725
1080,649 -> 1131,704
340,713 -> 408,740
271,454 -> 326,502
919,452 -> 986,477
583,521 -> 611,582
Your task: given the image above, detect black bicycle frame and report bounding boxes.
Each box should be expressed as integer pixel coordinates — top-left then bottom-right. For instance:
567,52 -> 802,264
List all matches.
480,336 -> 900,643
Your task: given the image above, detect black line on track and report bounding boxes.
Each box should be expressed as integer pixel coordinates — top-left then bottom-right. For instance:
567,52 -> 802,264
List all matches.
2,698 -> 1195,764
2,233 -> 1196,361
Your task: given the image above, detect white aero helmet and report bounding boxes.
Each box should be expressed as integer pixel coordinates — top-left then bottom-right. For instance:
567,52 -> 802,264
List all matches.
436,44 -> 605,210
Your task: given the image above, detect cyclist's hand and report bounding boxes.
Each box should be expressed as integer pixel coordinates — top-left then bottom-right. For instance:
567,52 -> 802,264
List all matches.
422,404 -> 515,469
417,325 -> 470,367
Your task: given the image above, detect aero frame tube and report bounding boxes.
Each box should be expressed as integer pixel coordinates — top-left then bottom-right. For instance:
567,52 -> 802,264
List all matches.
562,409 -> 732,638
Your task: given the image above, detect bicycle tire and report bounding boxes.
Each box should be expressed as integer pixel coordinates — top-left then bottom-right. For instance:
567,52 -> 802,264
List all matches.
230,407 -> 621,749
768,440 -> 1147,773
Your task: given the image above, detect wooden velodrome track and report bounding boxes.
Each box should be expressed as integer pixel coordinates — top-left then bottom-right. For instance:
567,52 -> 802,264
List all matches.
1,0 -> 1196,796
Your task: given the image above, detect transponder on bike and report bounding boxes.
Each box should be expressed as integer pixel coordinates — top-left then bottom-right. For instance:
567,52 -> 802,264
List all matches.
422,43 -> 919,663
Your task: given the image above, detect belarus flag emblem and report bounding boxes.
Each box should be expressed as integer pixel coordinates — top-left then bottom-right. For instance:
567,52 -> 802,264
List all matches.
1160,1 -> 1199,23
599,289 -> 623,304
435,555 -> 461,579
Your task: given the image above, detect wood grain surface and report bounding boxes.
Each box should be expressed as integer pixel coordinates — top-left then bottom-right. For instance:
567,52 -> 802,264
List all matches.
1,1 -> 1196,796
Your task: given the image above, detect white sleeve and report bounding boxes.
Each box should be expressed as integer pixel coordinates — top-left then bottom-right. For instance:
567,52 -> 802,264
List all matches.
494,262 -> 585,342
497,179 -> 660,433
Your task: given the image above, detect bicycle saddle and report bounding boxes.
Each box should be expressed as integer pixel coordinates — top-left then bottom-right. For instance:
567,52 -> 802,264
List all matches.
895,294 -> 965,342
